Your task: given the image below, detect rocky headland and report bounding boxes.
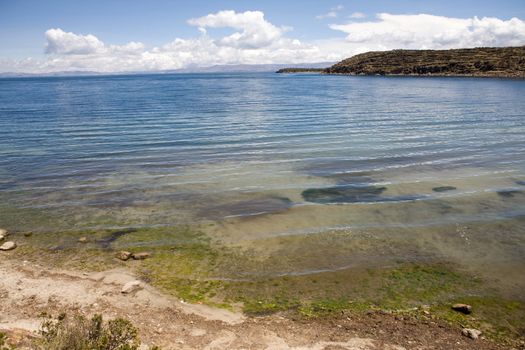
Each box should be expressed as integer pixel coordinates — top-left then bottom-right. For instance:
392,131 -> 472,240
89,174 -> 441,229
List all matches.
277,46 -> 525,78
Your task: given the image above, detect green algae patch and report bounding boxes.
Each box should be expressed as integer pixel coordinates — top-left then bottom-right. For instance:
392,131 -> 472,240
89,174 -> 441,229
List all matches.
243,297 -> 301,315
375,264 -> 481,309
110,225 -> 233,305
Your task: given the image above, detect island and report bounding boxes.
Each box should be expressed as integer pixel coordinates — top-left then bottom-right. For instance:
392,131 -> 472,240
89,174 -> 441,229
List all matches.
277,46 -> 525,78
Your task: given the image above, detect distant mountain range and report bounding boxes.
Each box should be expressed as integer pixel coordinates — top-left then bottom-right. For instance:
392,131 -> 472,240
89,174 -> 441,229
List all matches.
0,62 -> 334,78
168,62 -> 333,73
278,46 -> 525,78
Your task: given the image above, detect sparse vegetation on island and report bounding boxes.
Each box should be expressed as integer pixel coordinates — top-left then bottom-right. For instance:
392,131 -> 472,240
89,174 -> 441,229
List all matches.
277,46 -> 525,78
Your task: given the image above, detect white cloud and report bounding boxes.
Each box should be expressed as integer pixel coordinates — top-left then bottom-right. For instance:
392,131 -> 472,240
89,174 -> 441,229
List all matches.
330,13 -> 525,49
45,28 -> 105,55
187,10 -> 287,48
1,11 -> 329,73
1,11 -> 524,74
316,5 -> 344,20
349,12 -> 365,19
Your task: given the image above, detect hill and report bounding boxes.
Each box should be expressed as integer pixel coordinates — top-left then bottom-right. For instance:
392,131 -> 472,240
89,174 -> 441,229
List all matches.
324,46 -> 525,78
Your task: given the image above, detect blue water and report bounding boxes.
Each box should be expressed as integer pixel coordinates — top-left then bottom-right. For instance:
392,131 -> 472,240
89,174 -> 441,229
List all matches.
0,73 -> 525,233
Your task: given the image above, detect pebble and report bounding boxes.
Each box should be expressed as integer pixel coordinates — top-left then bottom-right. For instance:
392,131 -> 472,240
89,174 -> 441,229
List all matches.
116,251 -> 133,261
462,328 -> 482,339
452,303 -> 472,314
0,241 -> 17,251
78,237 -> 88,243
121,280 -> 142,294
0,229 -> 8,241
132,252 -> 151,260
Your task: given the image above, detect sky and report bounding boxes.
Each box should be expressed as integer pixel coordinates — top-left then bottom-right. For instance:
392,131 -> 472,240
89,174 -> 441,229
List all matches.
1,0 -> 524,73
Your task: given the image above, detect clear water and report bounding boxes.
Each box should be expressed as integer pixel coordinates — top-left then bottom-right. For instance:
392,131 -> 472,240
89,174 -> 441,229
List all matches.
1,73 -> 525,290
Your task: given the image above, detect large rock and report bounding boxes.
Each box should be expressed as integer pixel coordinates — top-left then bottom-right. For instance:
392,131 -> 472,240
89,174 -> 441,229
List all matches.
132,252 -> 151,260
462,328 -> 482,339
121,280 -> 142,294
0,241 -> 17,251
452,303 -> 472,314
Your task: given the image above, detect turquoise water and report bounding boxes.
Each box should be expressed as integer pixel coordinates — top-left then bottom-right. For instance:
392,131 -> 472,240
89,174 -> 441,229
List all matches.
1,73 -> 525,288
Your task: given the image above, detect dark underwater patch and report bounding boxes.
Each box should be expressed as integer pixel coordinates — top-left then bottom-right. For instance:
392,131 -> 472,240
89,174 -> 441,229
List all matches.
497,190 -> 522,198
97,228 -> 137,249
432,186 -> 457,193
302,185 -> 387,204
516,180 -> 525,186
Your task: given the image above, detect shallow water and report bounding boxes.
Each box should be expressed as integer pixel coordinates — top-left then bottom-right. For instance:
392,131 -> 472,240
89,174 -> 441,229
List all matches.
1,73 -> 524,292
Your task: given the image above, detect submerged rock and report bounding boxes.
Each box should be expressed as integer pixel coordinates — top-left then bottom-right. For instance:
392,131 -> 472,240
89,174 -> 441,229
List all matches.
516,180 -> 525,186
462,328 -> 482,340
302,185 -> 387,204
116,251 -> 132,261
132,252 -> 151,260
121,280 -> 142,294
432,186 -> 457,192
452,303 -> 472,314
78,237 -> 88,243
497,190 -> 521,198
0,241 -> 17,251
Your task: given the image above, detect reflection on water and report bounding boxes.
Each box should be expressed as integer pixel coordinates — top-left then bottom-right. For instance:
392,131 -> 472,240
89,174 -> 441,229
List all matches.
0,73 -> 524,293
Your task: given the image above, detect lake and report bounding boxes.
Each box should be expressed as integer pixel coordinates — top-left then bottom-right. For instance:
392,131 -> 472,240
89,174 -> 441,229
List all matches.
1,73 -> 524,294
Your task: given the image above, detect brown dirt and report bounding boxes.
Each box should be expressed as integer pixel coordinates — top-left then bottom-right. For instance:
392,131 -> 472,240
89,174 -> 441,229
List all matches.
0,259 -> 514,350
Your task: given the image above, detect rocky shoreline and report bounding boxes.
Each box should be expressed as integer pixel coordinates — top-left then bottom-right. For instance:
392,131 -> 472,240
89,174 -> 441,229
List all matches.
0,259 -> 511,350
1,226 -> 524,349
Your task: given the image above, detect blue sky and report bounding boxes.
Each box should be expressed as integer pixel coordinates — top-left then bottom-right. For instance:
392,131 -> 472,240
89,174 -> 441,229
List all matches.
1,0 -> 524,72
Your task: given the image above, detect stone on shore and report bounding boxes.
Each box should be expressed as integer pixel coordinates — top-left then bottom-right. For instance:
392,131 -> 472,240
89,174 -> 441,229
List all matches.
132,252 -> 151,260
78,237 -> 88,243
116,251 -> 132,261
462,328 -> 482,339
121,280 -> 142,294
0,229 -> 8,241
452,303 -> 472,314
0,241 -> 17,251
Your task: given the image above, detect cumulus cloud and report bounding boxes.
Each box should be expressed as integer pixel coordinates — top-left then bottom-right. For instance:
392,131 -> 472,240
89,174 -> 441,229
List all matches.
316,5 -> 344,20
45,28 -> 105,55
187,10 -> 287,48
330,13 -> 525,49
1,11 -> 328,73
1,11 -> 524,74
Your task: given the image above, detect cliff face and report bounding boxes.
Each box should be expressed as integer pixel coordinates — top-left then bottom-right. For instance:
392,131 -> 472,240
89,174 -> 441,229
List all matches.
325,47 -> 525,78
